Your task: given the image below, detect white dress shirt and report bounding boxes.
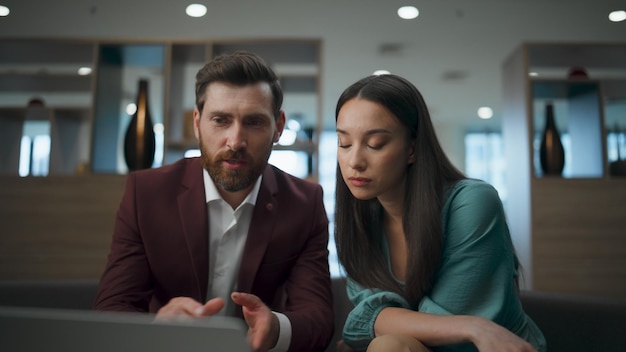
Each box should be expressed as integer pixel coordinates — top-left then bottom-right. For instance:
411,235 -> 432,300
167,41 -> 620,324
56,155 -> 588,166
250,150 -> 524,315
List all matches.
202,169 -> 291,351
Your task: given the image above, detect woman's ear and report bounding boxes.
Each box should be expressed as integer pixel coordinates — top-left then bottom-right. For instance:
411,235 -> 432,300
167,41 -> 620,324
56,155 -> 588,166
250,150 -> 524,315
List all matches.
408,139 -> 416,165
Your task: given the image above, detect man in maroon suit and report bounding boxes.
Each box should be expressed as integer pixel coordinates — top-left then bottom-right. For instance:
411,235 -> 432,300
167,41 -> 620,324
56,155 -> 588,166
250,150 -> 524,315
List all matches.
94,51 -> 333,352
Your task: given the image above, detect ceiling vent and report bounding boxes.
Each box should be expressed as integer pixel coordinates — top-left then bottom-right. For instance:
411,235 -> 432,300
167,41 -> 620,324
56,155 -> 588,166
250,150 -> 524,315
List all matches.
378,42 -> 405,56
441,69 -> 468,82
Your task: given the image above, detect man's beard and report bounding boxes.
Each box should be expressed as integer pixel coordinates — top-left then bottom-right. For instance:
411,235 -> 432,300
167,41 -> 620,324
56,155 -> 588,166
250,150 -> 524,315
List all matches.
199,138 -> 272,193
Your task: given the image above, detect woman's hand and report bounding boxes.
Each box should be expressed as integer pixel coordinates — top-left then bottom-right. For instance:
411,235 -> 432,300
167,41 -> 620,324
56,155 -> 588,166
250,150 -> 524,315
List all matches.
469,316 -> 536,352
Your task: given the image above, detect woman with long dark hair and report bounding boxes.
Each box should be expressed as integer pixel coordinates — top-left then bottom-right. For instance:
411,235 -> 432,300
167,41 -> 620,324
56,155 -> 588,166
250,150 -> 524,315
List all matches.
334,74 -> 545,352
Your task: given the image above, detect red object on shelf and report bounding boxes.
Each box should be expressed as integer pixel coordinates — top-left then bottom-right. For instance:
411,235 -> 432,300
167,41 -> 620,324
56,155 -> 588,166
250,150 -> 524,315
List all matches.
567,67 -> 588,79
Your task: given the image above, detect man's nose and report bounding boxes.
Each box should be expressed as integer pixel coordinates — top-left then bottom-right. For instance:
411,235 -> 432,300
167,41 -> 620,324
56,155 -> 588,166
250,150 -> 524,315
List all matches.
226,123 -> 247,150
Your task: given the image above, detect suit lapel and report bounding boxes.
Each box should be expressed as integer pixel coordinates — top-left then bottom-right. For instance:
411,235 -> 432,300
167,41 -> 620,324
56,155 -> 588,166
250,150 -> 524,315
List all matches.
177,158 -> 209,302
237,166 -> 278,294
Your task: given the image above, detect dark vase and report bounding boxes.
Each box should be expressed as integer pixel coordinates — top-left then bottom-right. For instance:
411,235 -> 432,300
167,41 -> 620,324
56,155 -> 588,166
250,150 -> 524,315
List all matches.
539,102 -> 565,176
124,79 -> 156,171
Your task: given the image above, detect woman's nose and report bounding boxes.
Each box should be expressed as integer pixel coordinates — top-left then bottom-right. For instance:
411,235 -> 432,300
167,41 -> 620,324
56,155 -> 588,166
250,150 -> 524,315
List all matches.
348,148 -> 366,171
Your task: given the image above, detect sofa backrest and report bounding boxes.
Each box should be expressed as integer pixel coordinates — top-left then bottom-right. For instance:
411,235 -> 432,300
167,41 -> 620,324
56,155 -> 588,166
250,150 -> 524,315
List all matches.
0,279 -> 99,310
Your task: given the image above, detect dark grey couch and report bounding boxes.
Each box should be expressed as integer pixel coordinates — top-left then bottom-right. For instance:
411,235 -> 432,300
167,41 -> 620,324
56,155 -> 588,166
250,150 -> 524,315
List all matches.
1,278 -> 625,351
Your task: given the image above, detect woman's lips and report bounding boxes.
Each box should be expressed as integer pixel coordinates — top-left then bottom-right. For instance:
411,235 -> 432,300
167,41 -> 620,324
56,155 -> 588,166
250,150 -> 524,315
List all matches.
348,177 -> 371,187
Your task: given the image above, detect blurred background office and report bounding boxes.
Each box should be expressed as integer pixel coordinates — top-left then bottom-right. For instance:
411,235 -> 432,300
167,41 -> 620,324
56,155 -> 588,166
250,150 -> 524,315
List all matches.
0,0 -> 625,299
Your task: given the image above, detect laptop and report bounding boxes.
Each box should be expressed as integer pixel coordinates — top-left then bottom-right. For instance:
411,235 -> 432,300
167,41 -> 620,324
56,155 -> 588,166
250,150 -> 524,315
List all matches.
0,306 -> 251,352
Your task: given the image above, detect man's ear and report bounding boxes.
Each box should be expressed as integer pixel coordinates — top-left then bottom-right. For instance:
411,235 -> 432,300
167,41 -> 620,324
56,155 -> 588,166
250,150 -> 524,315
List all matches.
193,106 -> 201,140
274,110 -> 286,143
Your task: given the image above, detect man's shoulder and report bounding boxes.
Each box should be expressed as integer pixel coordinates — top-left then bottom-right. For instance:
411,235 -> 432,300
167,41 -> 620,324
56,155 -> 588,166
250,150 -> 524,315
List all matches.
266,165 -> 320,191
134,157 -> 199,178
129,158 -> 202,191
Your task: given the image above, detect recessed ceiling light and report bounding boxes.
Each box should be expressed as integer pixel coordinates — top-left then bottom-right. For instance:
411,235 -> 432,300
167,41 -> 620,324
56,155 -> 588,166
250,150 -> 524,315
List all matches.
186,4 -> 207,18
608,10 -> 626,22
477,107 -> 493,119
373,70 -> 391,75
397,6 -> 419,20
0,5 -> 10,17
529,72 -> 539,77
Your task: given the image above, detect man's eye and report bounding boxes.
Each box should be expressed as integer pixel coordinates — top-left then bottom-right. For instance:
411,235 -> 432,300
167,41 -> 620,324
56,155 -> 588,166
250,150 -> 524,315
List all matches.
246,119 -> 264,126
212,117 -> 228,125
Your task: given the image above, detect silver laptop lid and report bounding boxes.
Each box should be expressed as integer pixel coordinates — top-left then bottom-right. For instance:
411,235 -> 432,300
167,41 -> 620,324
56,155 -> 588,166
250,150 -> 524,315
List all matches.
0,306 -> 251,352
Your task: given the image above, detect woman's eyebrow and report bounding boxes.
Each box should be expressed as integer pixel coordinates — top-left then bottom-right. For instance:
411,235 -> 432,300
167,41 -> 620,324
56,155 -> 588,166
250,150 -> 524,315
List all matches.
336,128 -> 392,135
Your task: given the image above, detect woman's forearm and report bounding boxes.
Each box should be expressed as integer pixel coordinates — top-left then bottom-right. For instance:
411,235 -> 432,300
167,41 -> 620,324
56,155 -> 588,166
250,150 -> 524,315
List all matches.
374,307 -> 536,352
375,307 -> 476,346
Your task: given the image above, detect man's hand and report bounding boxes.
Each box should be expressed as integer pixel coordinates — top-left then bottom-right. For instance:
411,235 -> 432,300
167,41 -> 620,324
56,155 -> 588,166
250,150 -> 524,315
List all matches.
231,292 -> 279,352
155,297 -> 225,320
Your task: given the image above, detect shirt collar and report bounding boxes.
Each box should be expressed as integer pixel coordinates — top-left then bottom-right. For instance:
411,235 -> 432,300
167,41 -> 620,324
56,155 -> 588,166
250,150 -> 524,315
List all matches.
202,168 -> 261,207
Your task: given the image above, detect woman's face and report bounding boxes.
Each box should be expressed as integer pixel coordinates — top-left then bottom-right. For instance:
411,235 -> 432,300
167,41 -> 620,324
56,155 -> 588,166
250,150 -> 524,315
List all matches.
336,98 -> 415,202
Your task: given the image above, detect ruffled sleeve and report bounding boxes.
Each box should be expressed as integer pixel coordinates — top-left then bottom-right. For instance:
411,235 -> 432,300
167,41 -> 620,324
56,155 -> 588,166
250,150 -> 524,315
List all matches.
342,278 -> 411,351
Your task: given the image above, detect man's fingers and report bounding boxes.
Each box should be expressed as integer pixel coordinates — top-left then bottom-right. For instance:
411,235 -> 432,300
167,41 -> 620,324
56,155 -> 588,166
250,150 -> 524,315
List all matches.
231,292 -> 262,309
156,296 -> 225,319
156,297 -> 204,319
196,297 -> 225,316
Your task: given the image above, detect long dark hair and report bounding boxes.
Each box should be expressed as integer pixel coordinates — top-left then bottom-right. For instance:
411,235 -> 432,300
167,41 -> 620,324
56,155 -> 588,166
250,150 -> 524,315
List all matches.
334,74 -> 465,303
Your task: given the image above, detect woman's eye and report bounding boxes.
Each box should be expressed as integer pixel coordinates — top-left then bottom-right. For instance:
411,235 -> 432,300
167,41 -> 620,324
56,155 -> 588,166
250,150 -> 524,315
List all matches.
368,143 -> 384,150
338,144 -> 351,149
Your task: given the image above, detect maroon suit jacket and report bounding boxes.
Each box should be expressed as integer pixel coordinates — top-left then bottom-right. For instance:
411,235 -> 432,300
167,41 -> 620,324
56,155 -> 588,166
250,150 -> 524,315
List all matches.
94,157 -> 333,352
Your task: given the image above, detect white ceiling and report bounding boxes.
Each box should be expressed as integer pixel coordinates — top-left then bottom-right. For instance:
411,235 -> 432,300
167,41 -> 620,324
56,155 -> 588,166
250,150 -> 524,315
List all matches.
1,0 -> 625,134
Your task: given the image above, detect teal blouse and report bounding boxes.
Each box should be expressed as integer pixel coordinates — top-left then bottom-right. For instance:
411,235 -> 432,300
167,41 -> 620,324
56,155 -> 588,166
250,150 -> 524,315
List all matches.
342,179 -> 546,352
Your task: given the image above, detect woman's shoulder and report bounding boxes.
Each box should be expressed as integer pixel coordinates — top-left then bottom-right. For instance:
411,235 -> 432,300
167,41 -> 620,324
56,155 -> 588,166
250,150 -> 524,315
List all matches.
443,179 -> 505,221
441,179 -> 510,252
445,178 -> 500,201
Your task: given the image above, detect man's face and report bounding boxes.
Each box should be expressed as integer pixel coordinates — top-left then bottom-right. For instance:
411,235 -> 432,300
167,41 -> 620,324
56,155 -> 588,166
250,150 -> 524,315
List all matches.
194,81 -> 284,194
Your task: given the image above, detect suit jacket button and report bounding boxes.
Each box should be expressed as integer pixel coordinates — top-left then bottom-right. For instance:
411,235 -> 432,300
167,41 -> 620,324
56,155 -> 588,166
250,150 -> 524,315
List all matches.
266,203 -> 273,211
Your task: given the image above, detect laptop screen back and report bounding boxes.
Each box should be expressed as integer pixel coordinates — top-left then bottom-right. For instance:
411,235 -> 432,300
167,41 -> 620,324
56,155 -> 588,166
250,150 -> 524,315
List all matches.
0,306 -> 251,352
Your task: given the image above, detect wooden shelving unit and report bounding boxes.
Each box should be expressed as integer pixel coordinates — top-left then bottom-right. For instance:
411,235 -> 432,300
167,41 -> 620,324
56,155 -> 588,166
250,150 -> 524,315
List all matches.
0,38 -> 323,178
502,42 -> 626,300
0,38 -> 323,281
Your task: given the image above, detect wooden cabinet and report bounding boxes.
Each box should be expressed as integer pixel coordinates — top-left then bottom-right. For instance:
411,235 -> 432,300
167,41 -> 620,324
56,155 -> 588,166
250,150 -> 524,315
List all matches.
0,38 -> 322,178
502,42 -> 626,300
